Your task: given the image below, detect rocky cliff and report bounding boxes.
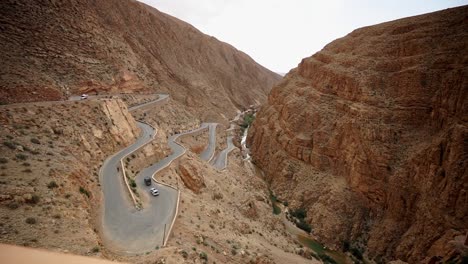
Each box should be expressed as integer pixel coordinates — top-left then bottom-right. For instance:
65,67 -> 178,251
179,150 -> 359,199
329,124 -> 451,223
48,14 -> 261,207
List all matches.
0,0 -> 280,121
248,6 -> 468,263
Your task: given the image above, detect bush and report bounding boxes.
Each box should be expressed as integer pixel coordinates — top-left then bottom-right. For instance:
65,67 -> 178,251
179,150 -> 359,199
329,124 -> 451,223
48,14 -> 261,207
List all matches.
25,217 -> 37,224
92,246 -> 100,253
29,194 -> 40,204
318,253 -> 337,264
79,187 -> 90,198
3,141 -> 16,150
350,247 -> 363,260
199,251 -> 208,261
241,114 -> 255,128
343,240 -> 350,252
16,153 -> 28,160
30,138 -> 40,144
7,201 -> 19,210
296,218 -> 312,233
290,208 -> 307,219
47,181 -> 58,189
130,179 -> 136,188
0,158 -> 8,164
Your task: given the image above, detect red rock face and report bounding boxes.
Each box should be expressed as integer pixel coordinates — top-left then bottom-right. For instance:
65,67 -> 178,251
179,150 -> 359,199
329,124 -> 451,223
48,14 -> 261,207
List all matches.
248,6 -> 468,262
0,0 -> 280,120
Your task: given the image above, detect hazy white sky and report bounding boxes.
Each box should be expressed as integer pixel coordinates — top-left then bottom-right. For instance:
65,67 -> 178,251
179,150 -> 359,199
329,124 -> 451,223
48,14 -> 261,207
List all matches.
138,0 -> 467,73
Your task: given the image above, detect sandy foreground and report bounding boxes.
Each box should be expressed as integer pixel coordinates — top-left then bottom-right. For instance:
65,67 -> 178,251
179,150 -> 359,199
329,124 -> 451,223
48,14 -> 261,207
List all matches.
0,244 -> 124,264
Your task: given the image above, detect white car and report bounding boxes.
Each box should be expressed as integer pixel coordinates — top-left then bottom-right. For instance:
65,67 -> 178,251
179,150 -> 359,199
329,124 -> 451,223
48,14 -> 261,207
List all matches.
150,187 -> 159,196
80,94 -> 88,100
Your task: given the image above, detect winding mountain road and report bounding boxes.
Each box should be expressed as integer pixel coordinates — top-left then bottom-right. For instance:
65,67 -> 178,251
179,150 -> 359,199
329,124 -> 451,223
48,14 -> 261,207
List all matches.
211,136 -> 236,170
99,94 -> 219,253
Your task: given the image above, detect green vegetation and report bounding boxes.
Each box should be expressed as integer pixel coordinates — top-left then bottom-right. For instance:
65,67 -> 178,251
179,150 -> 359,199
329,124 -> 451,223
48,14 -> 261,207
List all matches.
27,194 -> 40,204
199,251 -> 208,261
240,113 -> 255,130
269,191 -> 281,215
318,253 -> 338,264
30,138 -> 40,144
7,201 -> 19,210
350,246 -> 363,260
290,207 -> 312,233
0,158 -> 8,164
15,153 -> 28,160
92,246 -> 100,253
3,141 -> 17,150
290,208 -> 307,219
79,187 -> 90,198
130,179 -> 137,188
47,181 -> 58,189
342,240 -> 350,252
25,217 -> 37,224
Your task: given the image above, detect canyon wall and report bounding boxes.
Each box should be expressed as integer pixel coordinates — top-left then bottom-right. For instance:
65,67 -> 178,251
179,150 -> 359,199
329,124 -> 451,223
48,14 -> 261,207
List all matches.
248,6 -> 468,263
0,0 -> 280,121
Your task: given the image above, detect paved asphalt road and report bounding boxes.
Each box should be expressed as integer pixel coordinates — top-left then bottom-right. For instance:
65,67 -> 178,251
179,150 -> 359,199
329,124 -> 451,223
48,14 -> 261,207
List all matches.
211,136 -> 236,170
100,94 -> 218,253
200,123 -> 217,161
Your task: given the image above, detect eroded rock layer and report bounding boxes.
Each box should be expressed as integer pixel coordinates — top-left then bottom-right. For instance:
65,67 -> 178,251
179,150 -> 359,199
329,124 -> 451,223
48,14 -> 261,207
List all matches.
248,6 -> 468,262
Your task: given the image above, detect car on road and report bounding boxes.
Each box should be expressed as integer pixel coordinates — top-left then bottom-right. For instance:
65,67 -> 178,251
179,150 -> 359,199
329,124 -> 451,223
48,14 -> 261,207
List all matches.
144,177 -> 151,186
80,94 -> 88,100
150,187 -> 159,196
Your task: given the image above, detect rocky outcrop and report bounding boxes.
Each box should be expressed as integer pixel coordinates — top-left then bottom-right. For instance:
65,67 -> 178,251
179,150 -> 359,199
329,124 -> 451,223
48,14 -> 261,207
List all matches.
178,161 -> 205,194
248,6 -> 468,263
0,0 -> 280,121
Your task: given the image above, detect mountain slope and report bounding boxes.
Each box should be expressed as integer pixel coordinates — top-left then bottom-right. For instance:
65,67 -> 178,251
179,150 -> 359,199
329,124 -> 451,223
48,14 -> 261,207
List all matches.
248,6 -> 468,263
0,0 -> 280,121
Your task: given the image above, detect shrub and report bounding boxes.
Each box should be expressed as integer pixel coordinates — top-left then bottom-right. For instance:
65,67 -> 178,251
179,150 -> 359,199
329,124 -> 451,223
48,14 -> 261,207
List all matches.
350,247 -> 363,260
16,153 -> 28,160
343,240 -> 350,252
3,141 -> 16,150
79,187 -> 90,197
290,208 -> 307,219
25,217 -> 37,224
231,248 -> 237,255
0,158 -> 8,164
241,113 -> 255,128
7,201 -> 19,210
318,253 -> 337,264
22,162 -> 31,167
29,194 -> 40,204
30,138 -> 40,144
130,179 -> 136,188
199,251 -> 208,261
180,250 -> 188,258
296,219 -> 312,233
92,246 -> 100,253
22,169 -> 32,173
47,181 -> 58,189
